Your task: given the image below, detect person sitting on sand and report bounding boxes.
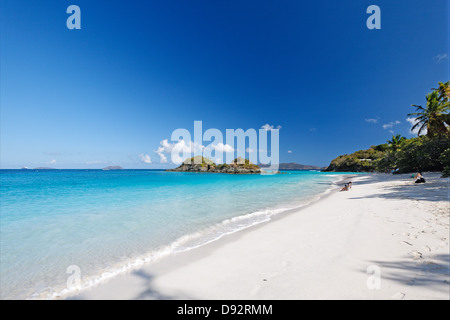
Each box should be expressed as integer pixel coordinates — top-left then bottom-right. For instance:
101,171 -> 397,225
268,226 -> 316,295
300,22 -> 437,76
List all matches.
414,172 -> 426,184
340,184 -> 349,191
348,181 -> 352,189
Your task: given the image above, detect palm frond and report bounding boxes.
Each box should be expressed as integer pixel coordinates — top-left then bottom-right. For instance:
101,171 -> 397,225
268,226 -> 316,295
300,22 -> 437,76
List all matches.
411,122 -> 421,131
418,123 -> 427,136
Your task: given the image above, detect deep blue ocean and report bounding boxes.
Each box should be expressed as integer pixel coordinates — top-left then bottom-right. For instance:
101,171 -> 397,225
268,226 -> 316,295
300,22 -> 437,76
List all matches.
0,169 -> 344,299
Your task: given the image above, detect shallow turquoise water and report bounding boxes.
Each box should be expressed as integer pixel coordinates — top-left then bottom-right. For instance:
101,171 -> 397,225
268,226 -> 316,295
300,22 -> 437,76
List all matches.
0,169 -> 344,299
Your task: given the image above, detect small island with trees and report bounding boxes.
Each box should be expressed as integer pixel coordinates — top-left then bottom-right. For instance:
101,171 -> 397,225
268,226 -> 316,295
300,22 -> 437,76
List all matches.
167,156 -> 261,174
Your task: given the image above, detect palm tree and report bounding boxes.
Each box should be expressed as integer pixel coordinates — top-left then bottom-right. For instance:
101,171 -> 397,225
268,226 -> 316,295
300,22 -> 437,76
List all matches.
432,81 -> 450,102
408,91 -> 449,137
431,81 -> 450,127
387,134 -> 405,152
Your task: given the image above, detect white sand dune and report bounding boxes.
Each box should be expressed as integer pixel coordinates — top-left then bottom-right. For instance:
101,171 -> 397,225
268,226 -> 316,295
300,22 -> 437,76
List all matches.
70,173 -> 449,300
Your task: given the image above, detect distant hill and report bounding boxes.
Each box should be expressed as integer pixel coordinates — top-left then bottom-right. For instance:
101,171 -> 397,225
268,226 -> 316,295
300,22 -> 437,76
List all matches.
102,166 -> 124,171
32,167 -> 57,170
259,162 -> 322,170
323,146 -> 388,172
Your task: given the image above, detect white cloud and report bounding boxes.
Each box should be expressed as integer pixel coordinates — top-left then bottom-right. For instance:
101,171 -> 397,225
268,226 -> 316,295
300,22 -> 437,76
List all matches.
406,117 -> 427,136
48,159 -> 56,165
287,150 -> 293,153
139,154 -> 152,164
261,124 -> 281,131
212,143 -> 234,153
155,139 -> 180,163
155,140 -> 171,163
155,139 -> 206,164
155,138 -> 256,164
389,130 -> 394,134
174,140 -> 204,154
434,54 -> 448,63
157,151 -> 168,163
309,128 -> 316,132
365,118 -> 378,124
382,120 -> 400,130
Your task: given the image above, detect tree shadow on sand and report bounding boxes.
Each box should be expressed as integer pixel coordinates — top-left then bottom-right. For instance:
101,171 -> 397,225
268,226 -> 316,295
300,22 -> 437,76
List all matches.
69,269 -> 193,300
350,178 -> 449,202
367,254 -> 450,295
131,269 -> 195,300
130,269 -> 175,300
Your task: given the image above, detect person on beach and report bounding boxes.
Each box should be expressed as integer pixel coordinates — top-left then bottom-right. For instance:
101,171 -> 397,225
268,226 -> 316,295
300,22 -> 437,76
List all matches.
340,184 -> 349,191
414,172 -> 426,184
348,181 -> 352,189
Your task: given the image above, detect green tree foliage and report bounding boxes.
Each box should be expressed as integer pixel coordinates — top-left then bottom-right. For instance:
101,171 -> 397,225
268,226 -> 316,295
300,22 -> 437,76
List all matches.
325,82 -> 450,177
371,143 -> 390,152
408,91 -> 449,137
432,81 -> 450,103
395,136 -> 449,173
326,136 -> 450,175
387,134 -> 406,152
324,147 -> 385,172
439,149 -> 450,178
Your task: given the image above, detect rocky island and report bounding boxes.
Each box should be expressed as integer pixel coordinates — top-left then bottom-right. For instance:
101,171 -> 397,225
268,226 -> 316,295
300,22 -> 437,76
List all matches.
102,166 -> 124,171
167,156 -> 261,174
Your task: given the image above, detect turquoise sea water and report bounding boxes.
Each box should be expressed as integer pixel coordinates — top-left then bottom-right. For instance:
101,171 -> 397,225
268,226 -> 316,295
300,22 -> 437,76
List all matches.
0,169 -> 345,299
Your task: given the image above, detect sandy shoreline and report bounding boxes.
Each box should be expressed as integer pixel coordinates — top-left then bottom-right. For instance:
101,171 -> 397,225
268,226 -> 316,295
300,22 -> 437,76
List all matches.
69,173 -> 449,300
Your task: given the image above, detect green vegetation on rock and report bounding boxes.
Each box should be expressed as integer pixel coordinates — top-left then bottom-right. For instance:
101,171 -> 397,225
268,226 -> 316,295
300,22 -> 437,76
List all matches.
325,81 -> 450,177
168,157 -> 261,174
324,148 -> 385,172
183,156 -> 215,166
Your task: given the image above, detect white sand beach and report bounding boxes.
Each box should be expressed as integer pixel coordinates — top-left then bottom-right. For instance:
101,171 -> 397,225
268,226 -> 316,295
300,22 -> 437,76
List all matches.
70,173 -> 449,300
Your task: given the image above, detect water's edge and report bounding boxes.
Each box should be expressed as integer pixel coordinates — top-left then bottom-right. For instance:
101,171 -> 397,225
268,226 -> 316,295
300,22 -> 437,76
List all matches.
57,174 -> 356,300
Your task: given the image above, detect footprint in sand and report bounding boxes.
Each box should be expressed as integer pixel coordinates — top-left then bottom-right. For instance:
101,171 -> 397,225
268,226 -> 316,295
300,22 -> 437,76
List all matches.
421,227 -> 438,234
402,232 -> 418,240
409,251 -> 423,260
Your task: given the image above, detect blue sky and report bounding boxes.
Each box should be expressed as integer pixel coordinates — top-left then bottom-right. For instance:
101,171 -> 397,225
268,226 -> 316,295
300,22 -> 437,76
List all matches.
1,0 -> 448,168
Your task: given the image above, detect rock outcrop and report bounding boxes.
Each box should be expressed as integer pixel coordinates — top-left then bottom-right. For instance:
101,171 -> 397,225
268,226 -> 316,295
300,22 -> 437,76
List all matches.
167,156 -> 261,174
102,166 -> 124,171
